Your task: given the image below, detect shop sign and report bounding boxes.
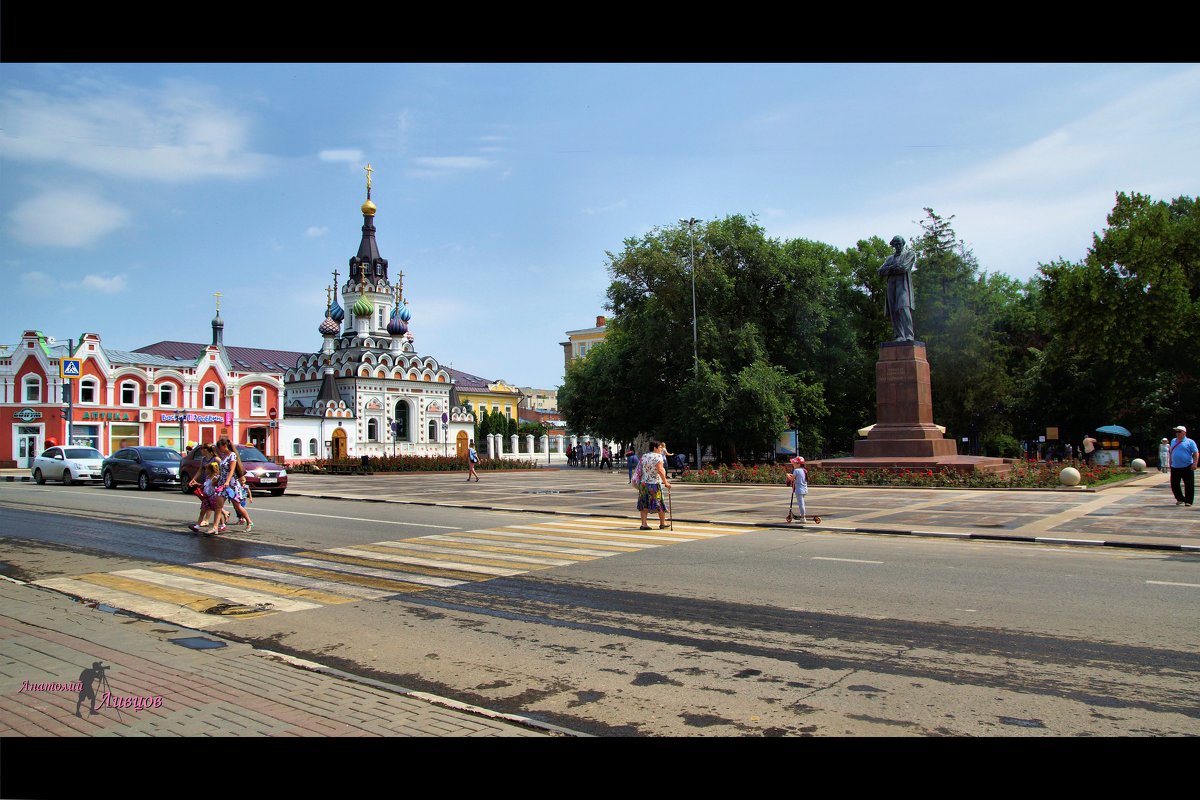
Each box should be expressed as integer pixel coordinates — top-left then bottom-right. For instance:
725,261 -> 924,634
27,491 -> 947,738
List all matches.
14,408 -> 43,422
80,411 -> 134,421
162,413 -> 227,423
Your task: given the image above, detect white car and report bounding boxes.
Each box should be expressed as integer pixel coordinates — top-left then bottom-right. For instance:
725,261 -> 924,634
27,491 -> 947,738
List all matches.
32,446 -> 106,485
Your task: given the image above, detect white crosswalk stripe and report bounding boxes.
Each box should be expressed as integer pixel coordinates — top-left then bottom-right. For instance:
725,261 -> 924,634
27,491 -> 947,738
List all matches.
33,517 -> 758,627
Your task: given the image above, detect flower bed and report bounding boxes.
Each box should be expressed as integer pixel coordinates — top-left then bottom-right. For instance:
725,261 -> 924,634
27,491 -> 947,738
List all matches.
677,461 -> 1132,489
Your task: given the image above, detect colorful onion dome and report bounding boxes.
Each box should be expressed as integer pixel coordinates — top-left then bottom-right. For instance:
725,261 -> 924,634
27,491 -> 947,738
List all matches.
319,315 -> 340,336
386,303 -> 406,335
398,303 -> 411,322
329,295 -> 345,323
352,293 -> 374,319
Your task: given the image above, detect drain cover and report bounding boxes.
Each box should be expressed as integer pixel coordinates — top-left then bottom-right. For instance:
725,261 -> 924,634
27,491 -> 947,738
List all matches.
169,636 -> 227,650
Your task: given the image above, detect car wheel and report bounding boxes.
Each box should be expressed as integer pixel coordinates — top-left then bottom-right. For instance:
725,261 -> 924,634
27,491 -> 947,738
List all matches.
103,470 -> 117,489
180,473 -> 192,493
64,470 -> 76,486
270,489 -> 285,497
137,472 -> 152,491
33,468 -> 45,485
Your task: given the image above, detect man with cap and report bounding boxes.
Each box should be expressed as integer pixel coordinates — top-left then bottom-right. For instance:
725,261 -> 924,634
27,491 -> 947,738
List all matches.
1168,425 -> 1199,506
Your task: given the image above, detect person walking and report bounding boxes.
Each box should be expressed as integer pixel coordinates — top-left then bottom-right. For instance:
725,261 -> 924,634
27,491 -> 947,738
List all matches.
1082,434 -> 1097,465
627,449 -> 639,483
467,439 -> 480,482
1159,437 -> 1171,474
788,455 -> 809,523
637,440 -> 671,530
1168,425 -> 1199,507
206,438 -> 240,535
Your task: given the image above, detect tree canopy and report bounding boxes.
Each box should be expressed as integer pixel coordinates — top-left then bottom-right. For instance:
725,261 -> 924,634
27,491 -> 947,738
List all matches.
560,193 -> 1200,463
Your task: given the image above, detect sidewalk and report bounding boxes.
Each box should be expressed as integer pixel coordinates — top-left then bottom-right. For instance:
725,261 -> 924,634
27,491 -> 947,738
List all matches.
282,466 -> 1200,552
0,577 -> 567,737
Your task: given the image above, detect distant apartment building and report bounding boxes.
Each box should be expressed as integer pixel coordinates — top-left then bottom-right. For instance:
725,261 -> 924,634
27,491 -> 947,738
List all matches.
560,315 -> 607,375
518,387 -> 558,412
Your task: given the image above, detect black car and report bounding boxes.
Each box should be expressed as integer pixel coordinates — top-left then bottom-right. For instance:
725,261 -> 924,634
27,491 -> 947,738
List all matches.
101,446 -> 183,491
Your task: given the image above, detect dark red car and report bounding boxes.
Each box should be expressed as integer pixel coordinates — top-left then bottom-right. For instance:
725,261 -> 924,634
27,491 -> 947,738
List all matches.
178,445 -> 288,496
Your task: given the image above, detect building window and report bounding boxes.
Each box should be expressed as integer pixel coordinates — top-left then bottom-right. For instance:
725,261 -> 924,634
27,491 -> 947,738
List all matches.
367,419 -> 378,441
394,401 -> 409,441
505,406 -> 513,419
120,381 -> 138,405
308,438 -> 317,456
251,387 -> 266,414
428,419 -> 438,442
79,378 -> 98,404
202,384 -> 218,408
158,383 -> 175,408
22,375 -> 41,403
292,438 -> 302,456
378,306 -> 385,329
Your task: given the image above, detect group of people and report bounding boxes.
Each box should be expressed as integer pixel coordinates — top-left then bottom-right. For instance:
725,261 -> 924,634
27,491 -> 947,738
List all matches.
185,438 -> 254,535
567,442 -> 612,469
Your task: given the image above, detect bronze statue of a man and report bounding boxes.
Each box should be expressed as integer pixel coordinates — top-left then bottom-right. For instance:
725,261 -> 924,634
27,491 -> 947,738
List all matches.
879,235 -> 916,341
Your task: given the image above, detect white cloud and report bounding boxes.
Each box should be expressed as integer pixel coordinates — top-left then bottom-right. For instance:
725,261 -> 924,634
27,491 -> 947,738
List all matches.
318,149 -> 364,164
774,66 -> 1200,280
583,199 -> 628,215
0,79 -> 270,181
413,156 -> 492,170
8,190 -> 131,247
306,226 -> 329,237
75,274 -> 127,294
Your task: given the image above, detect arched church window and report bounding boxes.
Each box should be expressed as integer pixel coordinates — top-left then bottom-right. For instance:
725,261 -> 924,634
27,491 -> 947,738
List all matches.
367,419 -> 378,441
394,401 -> 409,441
308,438 -> 318,456
428,419 -> 438,442
292,438 -> 302,456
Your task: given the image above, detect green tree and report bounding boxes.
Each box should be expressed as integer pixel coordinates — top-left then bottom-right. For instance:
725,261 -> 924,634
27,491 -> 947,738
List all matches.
1027,192 -> 1200,452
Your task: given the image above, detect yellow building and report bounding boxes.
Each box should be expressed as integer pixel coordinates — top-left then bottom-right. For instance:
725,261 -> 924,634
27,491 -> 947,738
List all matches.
449,368 -> 521,422
560,315 -> 608,375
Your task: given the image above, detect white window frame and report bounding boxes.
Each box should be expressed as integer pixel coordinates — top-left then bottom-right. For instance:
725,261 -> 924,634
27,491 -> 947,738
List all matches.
119,380 -> 138,406
158,383 -> 175,408
292,438 -> 302,456
202,383 -> 219,409
308,438 -> 318,456
79,377 -> 98,405
367,418 -> 379,441
250,387 -> 267,416
22,374 -> 41,403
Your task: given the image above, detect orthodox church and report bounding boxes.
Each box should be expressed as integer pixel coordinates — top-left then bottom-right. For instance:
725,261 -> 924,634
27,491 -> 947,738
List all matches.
278,168 -> 475,461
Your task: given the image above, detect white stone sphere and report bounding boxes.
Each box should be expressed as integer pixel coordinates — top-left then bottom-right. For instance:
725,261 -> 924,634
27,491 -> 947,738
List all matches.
1131,458 -> 1146,472
1059,466 -> 1081,486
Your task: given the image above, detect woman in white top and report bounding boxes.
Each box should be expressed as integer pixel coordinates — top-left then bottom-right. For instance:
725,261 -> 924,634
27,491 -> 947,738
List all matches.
637,440 -> 672,530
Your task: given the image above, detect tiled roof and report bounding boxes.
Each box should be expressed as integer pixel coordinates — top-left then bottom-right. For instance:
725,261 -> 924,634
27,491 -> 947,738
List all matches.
105,349 -> 192,368
134,341 -> 309,372
446,366 -> 494,390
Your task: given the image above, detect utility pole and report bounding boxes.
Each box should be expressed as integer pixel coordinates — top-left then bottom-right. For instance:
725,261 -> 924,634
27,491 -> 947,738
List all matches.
680,218 -> 702,472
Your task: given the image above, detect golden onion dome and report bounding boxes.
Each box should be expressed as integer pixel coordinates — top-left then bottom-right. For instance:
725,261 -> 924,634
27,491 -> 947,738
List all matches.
361,198 -> 377,216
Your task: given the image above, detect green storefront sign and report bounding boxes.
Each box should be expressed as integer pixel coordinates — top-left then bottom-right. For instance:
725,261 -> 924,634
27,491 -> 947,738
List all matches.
80,411 -> 135,421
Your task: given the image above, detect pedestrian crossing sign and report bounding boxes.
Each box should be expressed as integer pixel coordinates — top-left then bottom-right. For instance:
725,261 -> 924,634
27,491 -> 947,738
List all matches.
60,358 -> 82,379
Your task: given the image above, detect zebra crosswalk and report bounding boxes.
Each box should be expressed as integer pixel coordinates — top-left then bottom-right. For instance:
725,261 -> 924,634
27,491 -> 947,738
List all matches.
34,518 -> 756,629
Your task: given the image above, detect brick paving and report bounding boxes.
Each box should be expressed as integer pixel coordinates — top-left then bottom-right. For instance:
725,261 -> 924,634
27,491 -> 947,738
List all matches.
0,579 -> 556,738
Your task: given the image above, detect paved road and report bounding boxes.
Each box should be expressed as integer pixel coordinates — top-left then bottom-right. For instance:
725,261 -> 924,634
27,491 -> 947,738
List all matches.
2,476 -> 1197,736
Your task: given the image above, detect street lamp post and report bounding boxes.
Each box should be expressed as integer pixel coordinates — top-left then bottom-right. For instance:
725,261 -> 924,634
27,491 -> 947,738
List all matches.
680,217 -> 701,472
177,409 -> 185,454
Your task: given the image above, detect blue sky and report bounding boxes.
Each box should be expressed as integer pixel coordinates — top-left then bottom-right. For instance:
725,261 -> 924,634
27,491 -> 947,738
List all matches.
2,63 -> 1197,389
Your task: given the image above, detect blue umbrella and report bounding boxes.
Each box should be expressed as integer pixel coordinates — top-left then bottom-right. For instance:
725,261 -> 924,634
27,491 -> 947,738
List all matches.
1096,425 -> 1131,437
